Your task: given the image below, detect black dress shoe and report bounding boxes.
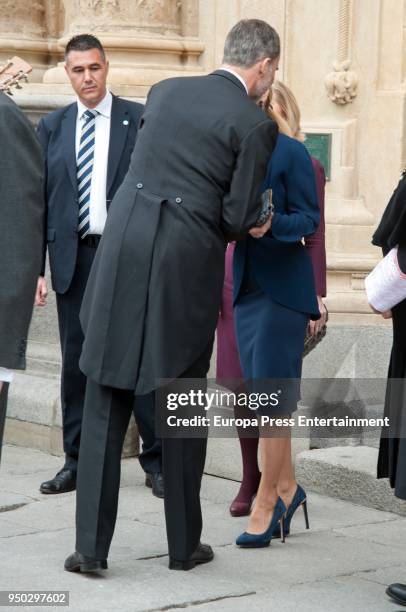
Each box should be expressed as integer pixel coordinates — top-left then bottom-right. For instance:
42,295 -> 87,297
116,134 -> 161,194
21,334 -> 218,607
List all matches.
40,469 -> 76,494
386,583 -> 406,606
64,551 -> 107,573
145,472 -> 164,498
169,542 -> 214,570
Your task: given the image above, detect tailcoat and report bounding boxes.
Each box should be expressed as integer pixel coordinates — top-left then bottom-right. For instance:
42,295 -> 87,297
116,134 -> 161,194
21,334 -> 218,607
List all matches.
79,71 -> 278,394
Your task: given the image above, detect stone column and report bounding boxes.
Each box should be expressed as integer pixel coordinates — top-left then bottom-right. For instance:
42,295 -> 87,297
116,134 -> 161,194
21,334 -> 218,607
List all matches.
43,0 -> 204,98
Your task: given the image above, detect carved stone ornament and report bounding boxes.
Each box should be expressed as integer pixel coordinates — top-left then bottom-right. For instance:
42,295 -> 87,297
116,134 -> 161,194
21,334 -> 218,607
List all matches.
325,59 -> 358,105
83,0 -> 119,16
63,0 -> 183,34
325,0 -> 358,106
0,0 -> 45,38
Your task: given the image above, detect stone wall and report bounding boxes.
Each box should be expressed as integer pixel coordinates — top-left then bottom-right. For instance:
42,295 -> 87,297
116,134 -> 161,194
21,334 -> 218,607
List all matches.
3,1 -> 399,458
4,0 -> 403,323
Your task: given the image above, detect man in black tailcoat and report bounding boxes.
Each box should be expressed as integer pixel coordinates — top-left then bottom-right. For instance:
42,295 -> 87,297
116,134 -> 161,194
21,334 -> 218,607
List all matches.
65,19 -> 280,574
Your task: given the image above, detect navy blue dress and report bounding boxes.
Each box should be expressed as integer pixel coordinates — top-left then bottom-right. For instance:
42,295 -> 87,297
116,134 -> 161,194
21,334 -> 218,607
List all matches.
234,134 -> 320,415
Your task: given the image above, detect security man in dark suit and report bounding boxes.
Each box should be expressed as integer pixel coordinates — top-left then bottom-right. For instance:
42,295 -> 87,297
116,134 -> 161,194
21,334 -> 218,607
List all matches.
65,19 -> 280,575
36,34 -> 163,497
0,91 -> 44,463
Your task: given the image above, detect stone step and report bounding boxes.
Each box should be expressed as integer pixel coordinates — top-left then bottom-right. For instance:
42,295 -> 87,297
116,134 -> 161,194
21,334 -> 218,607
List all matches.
26,342 -> 61,378
295,445 -> 406,516
4,371 -> 63,457
5,371 -> 138,458
204,434 -> 309,483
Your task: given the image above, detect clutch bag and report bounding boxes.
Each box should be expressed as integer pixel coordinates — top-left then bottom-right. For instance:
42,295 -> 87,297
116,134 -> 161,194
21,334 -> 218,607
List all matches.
365,246 -> 406,312
255,189 -> 274,227
303,308 -> 328,358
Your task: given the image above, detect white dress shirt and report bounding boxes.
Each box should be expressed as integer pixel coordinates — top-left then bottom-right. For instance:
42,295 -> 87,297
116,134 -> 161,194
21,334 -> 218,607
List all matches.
76,90 -> 112,235
0,367 -> 13,383
220,67 -> 249,94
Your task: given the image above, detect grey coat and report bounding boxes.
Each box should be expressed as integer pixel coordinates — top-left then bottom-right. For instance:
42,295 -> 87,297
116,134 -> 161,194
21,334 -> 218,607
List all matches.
79,71 -> 278,394
0,93 -> 44,369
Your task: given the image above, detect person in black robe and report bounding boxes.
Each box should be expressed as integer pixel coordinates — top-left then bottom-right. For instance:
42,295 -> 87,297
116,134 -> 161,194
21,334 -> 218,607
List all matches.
373,170 -> 406,606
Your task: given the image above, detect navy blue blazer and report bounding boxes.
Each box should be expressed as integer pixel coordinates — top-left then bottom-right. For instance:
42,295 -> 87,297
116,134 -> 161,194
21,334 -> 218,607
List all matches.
37,95 -> 143,294
234,133 -> 321,319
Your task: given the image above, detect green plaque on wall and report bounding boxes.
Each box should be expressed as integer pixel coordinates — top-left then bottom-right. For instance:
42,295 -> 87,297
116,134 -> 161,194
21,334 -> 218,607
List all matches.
304,133 -> 332,181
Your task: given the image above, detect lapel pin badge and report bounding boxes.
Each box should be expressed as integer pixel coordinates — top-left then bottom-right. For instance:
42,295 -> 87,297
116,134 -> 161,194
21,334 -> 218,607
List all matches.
123,119 -> 129,126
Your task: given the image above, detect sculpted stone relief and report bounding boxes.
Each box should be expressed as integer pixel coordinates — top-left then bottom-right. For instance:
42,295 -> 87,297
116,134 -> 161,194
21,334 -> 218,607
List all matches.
0,0 -> 46,37
64,0 -> 183,33
325,60 -> 358,105
325,0 -> 358,105
83,0 -> 119,16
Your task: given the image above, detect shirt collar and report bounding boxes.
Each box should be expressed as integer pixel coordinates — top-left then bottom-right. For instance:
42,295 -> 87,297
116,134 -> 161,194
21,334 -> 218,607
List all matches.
77,90 -> 112,120
219,67 -> 248,94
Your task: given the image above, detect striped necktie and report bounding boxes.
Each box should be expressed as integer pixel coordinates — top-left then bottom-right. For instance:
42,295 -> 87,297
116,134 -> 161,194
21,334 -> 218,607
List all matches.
77,109 -> 98,239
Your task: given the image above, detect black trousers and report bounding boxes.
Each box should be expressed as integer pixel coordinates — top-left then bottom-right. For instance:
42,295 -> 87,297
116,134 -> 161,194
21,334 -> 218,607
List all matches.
0,383 -> 9,465
55,243 -> 161,473
75,341 -> 213,562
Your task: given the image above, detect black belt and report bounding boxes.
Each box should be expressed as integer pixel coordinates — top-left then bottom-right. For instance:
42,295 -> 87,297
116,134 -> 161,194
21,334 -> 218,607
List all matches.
80,234 -> 102,248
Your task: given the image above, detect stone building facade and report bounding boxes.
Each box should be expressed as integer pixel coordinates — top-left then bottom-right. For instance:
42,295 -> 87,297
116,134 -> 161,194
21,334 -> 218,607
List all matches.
2,1 -> 399,460
3,0 -> 402,324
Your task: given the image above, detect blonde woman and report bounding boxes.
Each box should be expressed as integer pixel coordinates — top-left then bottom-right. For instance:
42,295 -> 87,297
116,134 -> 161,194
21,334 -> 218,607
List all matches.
265,81 -> 327,327
216,81 -> 327,546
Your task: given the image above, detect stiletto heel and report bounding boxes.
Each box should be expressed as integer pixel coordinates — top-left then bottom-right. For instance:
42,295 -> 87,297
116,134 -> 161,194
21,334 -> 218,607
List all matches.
302,499 -> 310,530
280,515 -> 285,543
273,484 -> 309,538
236,497 -> 286,548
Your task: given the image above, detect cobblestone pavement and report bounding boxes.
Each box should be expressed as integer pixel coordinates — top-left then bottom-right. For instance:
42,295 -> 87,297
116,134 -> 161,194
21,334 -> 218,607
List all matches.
1,445 -> 406,612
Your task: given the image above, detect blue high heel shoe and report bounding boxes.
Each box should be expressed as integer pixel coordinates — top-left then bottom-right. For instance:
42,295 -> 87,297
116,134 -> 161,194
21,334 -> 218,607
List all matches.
236,497 -> 286,548
273,484 -> 309,538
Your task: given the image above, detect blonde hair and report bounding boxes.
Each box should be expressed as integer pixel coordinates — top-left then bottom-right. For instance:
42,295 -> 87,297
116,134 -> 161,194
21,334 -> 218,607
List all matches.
263,80 -> 305,142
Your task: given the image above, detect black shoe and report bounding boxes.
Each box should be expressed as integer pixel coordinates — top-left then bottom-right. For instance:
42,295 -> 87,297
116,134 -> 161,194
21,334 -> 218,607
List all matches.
64,551 -> 108,573
145,472 -> 164,499
386,583 -> 406,606
169,543 -> 214,571
40,469 -> 76,494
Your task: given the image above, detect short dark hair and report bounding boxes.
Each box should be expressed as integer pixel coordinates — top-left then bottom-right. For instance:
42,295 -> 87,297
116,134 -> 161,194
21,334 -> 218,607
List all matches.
65,34 -> 106,62
222,19 -> 280,68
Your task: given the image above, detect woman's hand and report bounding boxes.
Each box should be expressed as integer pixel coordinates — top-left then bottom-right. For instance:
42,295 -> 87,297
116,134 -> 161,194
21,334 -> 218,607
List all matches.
308,296 -> 327,335
381,309 -> 392,319
369,304 -> 392,319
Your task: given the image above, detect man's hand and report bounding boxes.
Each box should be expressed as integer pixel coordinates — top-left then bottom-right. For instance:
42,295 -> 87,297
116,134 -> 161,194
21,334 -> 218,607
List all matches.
308,296 -> 327,335
0,381 -> 3,395
35,276 -> 48,307
249,214 -> 272,239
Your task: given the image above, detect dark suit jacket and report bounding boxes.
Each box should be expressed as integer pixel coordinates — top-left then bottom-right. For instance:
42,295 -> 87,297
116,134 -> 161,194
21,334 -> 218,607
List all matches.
37,95 -> 144,294
79,70 -> 278,393
234,133 -> 320,319
0,93 -> 44,369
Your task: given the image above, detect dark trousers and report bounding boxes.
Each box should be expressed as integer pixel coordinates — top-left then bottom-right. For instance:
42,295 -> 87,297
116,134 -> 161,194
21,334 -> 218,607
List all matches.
55,243 -> 161,473
0,383 -> 9,465
75,341 -> 213,562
